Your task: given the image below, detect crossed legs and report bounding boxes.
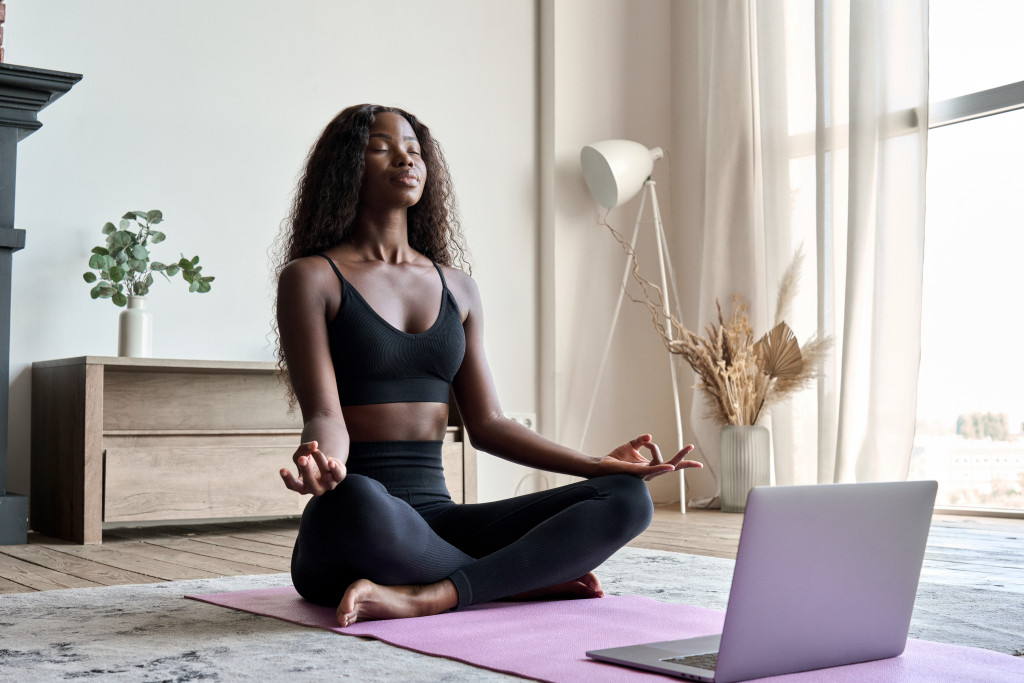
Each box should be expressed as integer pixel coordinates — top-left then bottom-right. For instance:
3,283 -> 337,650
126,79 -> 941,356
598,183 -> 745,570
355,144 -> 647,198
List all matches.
290,472 -> 653,625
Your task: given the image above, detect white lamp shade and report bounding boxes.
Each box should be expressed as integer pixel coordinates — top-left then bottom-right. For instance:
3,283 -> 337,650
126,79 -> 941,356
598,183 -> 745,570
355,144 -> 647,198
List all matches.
580,140 -> 664,209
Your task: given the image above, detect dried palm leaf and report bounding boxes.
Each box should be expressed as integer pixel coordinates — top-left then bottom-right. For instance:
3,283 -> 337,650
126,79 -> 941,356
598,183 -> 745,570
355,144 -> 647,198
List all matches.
598,214 -> 831,426
755,321 -> 803,380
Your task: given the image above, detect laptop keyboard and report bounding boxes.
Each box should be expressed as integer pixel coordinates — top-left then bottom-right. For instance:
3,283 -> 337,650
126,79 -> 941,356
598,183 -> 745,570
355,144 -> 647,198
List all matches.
662,652 -> 719,671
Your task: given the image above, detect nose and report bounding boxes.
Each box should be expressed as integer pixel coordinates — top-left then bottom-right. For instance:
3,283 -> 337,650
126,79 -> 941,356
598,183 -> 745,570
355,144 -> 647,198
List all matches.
393,149 -> 415,166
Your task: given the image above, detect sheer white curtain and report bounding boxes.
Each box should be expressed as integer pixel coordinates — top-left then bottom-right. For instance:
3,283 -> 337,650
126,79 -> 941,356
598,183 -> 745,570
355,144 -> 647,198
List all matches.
686,0 -> 928,504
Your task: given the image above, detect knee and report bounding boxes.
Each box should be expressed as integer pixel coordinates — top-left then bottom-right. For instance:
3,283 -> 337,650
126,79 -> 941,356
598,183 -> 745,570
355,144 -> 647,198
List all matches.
597,474 -> 654,536
312,474 -> 382,512
303,474 -> 429,554
299,474 -> 386,536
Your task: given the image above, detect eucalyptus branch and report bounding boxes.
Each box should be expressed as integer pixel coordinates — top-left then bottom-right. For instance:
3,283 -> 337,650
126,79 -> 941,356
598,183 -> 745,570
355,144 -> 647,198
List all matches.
82,210 -> 215,307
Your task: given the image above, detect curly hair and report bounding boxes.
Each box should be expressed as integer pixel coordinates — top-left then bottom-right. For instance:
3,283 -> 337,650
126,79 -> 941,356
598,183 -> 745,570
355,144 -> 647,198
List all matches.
274,104 -> 469,270
271,104 -> 470,398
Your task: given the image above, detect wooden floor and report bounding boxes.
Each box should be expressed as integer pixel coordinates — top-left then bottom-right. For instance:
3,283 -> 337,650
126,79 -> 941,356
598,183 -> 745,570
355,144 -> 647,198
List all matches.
635,507 -> 1024,594
1,507 -> 1021,595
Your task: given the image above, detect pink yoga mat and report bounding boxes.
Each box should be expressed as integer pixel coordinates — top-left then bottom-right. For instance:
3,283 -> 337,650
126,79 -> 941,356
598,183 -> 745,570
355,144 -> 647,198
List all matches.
187,587 -> 1024,682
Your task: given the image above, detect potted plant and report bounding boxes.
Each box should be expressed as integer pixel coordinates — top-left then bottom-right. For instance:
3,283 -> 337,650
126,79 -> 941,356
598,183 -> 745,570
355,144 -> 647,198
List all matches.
82,210 -> 215,357
605,222 -> 832,511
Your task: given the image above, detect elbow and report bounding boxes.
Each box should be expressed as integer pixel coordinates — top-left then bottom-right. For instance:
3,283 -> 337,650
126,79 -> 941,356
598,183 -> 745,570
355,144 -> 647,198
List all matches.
465,412 -> 508,454
466,426 -> 487,452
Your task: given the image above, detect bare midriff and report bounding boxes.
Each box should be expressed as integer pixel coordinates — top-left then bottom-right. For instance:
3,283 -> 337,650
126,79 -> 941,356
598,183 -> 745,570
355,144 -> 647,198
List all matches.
341,402 -> 451,442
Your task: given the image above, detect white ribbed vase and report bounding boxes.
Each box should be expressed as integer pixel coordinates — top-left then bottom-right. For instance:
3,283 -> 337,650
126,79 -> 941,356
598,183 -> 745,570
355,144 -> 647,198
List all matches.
118,295 -> 153,357
720,424 -> 770,513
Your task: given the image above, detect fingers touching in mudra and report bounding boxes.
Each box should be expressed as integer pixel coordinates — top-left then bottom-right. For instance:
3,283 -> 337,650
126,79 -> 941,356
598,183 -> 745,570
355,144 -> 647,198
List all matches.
280,441 -> 346,496
281,435 -> 699,494
602,434 -> 702,480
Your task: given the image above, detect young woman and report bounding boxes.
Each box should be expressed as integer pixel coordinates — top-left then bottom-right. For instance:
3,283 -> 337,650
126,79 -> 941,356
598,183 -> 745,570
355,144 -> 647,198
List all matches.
275,104 -> 700,628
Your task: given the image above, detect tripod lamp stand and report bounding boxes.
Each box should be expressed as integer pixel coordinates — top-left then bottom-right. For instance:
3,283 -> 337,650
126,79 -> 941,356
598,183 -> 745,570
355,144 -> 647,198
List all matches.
578,139 -> 685,455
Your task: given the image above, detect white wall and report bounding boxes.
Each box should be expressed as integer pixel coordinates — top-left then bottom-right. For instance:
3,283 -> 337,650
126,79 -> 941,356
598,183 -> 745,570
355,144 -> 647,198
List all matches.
540,0 -> 683,503
7,0 -> 707,508
6,0 -> 538,498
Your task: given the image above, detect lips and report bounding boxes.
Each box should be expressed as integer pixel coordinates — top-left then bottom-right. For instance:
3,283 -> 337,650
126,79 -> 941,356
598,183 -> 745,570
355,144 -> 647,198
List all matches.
391,172 -> 419,185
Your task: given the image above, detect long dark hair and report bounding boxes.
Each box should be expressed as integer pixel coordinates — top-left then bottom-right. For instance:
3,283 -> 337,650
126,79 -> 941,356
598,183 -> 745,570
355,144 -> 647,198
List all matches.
274,104 -> 468,269
271,105 -> 469,396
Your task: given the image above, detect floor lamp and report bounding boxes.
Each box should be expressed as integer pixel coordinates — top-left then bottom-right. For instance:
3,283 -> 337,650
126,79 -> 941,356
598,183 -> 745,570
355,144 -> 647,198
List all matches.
578,140 -> 685,460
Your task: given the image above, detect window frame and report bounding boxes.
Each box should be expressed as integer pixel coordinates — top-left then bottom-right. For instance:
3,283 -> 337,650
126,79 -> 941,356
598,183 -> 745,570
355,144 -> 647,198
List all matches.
922,79 -> 1024,519
929,79 -> 1024,129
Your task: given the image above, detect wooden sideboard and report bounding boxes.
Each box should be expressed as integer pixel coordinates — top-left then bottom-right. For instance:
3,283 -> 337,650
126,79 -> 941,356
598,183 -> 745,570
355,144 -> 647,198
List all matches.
30,357 -> 476,544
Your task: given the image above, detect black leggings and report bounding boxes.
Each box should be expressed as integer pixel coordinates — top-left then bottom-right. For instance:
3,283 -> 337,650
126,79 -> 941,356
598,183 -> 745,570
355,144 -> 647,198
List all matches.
290,441 -> 654,609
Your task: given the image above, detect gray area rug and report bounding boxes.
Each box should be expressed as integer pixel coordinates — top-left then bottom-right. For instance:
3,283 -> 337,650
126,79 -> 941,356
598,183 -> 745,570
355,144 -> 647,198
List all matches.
0,547 -> 1020,681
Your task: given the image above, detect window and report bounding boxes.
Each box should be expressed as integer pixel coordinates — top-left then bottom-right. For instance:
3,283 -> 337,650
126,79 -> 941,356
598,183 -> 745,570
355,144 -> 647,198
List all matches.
909,1 -> 1024,512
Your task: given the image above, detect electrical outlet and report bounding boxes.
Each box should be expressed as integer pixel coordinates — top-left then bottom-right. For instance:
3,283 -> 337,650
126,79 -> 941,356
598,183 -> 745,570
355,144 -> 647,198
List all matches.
506,412 -> 537,432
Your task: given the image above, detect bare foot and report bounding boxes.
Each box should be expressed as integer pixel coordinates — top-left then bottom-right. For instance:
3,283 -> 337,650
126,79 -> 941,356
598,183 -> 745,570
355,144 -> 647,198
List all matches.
504,571 -> 605,602
335,578 -> 459,627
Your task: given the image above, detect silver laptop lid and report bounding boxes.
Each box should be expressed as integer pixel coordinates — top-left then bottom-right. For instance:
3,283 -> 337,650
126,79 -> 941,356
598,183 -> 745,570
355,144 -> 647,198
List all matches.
714,480 -> 937,683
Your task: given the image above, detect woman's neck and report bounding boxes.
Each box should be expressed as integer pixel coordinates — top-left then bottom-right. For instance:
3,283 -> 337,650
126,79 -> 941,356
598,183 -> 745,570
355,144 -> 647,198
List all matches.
350,209 -> 418,264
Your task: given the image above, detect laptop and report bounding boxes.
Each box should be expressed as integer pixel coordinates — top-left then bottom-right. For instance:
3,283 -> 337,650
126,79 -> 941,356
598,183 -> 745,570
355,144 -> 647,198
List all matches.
587,480 -> 937,682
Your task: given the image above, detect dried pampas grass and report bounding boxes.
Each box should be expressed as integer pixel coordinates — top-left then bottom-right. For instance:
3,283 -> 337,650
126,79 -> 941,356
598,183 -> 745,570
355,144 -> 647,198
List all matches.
603,218 -> 832,426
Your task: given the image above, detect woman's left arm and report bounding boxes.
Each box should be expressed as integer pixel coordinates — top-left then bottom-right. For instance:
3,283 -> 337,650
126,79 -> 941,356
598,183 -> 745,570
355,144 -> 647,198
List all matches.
447,270 -> 701,480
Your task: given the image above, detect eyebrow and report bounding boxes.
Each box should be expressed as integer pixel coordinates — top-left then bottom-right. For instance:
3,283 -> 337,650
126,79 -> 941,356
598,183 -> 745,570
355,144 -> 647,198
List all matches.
368,133 -> 419,142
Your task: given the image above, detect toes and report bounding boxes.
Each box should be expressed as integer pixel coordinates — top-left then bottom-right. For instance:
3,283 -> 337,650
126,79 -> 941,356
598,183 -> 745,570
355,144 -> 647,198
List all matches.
337,583 -> 366,627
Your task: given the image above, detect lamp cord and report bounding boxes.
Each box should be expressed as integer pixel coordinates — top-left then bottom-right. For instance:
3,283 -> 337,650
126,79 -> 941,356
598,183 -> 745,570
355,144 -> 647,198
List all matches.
576,195 -> 647,453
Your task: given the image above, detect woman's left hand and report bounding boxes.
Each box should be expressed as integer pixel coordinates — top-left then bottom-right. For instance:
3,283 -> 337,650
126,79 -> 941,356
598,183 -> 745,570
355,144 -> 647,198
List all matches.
596,434 -> 702,481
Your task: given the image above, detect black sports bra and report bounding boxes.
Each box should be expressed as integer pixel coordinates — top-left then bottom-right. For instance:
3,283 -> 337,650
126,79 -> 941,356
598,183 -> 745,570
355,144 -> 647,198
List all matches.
318,254 -> 466,407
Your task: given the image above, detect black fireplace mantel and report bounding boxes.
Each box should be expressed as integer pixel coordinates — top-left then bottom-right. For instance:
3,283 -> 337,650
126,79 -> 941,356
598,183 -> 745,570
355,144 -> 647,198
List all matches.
0,63 -> 82,140
0,62 -> 82,545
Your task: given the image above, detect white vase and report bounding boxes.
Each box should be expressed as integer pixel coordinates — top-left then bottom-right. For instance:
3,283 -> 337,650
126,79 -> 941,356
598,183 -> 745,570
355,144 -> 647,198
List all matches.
720,424 -> 770,513
118,295 -> 153,357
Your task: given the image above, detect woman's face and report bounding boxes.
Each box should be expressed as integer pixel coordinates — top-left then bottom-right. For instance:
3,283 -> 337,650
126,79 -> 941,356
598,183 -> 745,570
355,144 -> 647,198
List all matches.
359,112 -> 428,210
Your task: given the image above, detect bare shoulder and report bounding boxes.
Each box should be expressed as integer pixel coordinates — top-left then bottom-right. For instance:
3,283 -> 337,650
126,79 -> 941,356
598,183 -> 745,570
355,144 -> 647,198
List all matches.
440,265 -> 481,316
440,264 -> 477,293
280,254 -> 330,281
278,255 -> 342,308
279,254 -> 340,287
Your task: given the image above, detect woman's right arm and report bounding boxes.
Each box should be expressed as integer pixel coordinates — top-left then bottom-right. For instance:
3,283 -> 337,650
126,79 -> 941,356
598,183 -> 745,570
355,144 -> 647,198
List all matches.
276,257 -> 350,496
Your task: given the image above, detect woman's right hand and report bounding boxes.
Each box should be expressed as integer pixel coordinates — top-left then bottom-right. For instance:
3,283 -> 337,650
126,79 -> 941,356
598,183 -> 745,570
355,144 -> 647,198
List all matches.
280,440 -> 346,496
